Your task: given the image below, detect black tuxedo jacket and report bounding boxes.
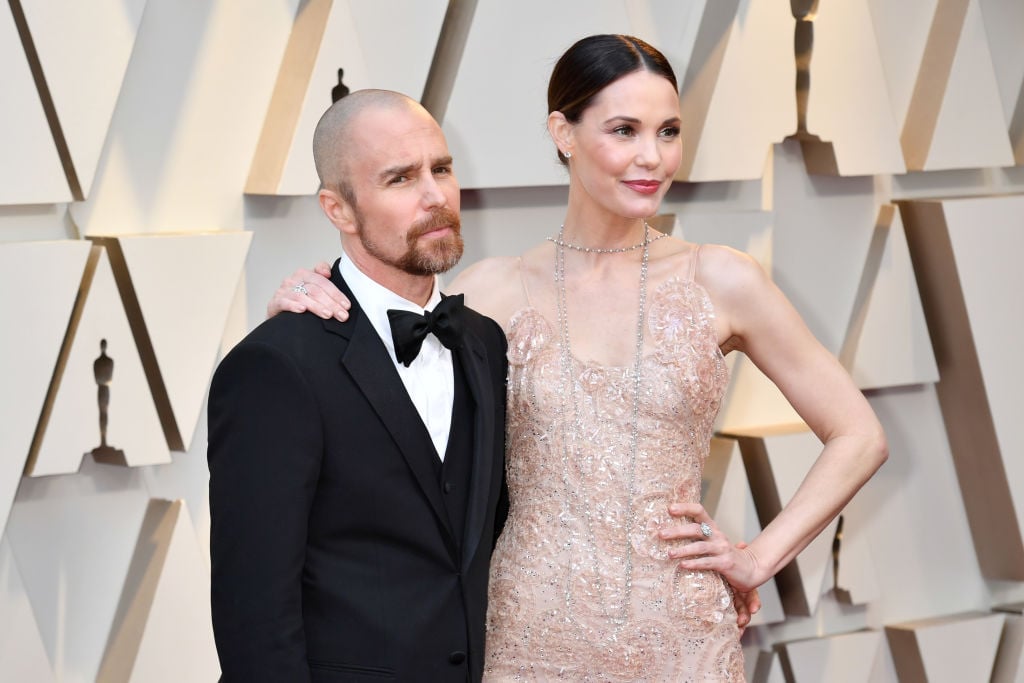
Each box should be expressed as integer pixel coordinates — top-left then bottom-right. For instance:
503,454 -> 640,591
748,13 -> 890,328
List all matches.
208,263 -> 508,682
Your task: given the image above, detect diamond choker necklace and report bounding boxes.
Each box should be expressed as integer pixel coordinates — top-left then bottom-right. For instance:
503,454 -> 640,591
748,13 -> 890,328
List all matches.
547,222 -> 666,254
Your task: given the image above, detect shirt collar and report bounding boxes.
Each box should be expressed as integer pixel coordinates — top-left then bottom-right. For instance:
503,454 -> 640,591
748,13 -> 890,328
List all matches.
339,250 -> 443,357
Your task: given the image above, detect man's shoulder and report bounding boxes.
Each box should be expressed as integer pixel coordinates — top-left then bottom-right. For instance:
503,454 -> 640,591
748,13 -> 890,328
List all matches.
459,304 -> 507,354
246,309 -> 325,341
222,312 -> 334,365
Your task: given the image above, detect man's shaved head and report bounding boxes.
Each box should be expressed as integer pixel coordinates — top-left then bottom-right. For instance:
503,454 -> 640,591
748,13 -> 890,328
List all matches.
312,88 -> 461,283
313,89 -> 423,205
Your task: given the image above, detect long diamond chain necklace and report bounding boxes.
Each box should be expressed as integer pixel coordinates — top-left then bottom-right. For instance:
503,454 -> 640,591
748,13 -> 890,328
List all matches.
554,221 -> 651,630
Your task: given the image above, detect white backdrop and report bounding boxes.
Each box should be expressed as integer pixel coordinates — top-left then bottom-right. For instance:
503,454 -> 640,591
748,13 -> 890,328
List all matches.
2,1 -> 1024,680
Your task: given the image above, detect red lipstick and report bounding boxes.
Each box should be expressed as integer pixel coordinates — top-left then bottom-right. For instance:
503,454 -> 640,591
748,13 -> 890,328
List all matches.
623,180 -> 661,195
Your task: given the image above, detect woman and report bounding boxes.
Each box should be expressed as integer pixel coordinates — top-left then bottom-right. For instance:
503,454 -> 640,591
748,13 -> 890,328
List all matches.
270,34 -> 887,681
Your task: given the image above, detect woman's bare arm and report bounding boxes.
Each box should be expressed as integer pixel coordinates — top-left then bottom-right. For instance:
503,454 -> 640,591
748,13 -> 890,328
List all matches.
666,245 -> 888,591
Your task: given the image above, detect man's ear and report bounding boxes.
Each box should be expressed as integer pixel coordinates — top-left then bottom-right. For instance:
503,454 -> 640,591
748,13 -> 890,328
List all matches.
547,111 -> 574,158
319,188 -> 357,236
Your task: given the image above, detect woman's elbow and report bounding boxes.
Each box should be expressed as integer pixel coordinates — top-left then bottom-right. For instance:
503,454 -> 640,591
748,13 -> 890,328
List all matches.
866,426 -> 889,472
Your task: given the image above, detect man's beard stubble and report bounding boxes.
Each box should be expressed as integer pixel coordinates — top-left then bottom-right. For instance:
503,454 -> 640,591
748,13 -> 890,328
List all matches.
356,207 -> 464,276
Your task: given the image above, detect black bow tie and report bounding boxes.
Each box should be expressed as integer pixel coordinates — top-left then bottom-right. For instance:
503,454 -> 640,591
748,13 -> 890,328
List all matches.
387,294 -> 466,367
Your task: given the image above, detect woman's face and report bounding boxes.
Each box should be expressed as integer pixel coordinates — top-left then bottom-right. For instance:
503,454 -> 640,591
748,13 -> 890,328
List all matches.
564,70 -> 682,220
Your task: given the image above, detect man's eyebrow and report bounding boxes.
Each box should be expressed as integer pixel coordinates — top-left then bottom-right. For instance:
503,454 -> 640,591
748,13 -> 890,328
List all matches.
377,156 -> 453,182
378,161 -> 421,181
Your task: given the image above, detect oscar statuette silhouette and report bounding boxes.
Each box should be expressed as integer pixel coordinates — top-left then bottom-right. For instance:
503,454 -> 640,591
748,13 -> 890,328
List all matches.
89,339 -> 127,465
331,68 -> 350,103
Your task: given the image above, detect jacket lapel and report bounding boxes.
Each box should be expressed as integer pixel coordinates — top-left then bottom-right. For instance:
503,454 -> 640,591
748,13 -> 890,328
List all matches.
324,265 -> 457,554
455,329 -> 498,573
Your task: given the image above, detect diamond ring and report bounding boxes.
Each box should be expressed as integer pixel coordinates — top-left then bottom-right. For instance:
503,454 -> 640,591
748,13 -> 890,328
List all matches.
700,522 -> 713,538
292,282 -> 310,296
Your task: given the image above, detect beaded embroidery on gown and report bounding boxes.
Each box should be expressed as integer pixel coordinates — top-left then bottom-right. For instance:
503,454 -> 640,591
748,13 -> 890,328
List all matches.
484,262 -> 744,681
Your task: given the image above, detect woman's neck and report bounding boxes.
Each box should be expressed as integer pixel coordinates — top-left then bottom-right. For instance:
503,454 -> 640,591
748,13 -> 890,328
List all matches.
559,213 -> 647,251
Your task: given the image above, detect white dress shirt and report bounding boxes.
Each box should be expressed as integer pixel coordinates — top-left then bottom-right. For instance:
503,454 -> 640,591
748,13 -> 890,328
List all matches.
340,253 -> 455,460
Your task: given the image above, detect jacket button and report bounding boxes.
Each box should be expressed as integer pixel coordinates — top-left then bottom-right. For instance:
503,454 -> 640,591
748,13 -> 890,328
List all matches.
449,651 -> 466,665
443,481 -> 452,494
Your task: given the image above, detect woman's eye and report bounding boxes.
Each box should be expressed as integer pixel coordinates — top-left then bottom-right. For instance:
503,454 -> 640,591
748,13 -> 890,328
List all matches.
613,126 -> 635,136
660,127 -> 681,138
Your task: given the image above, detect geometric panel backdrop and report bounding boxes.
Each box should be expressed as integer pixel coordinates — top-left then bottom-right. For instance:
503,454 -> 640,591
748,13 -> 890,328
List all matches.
715,354 -> 803,435
0,241 -> 91,532
870,0 -> 1014,171
772,140 -> 880,357
26,245 -> 169,476
744,647 -> 787,683
447,0 -> 793,187
246,0 -> 448,195
96,499 -> 218,682
6,460 -> 153,683
704,437 -> 784,626
23,232 -> 251,478
841,205 -> 938,391
976,0 -> 1024,165
992,603 -> 1024,683
745,647 -> 787,683
676,0 -> 794,181
0,536 -> 55,682
0,4 -> 70,204
798,1 -> 905,177
447,0 -> 794,188
445,0 -> 650,189
886,612 -> 1006,683
2,1 -> 1024,681
99,232 -> 252,452
901,195 -> 1024,580
727,427 -> 840,618
777,630 -> 891,683
822,500 -> 881,608
17,0 -> 148,199
917,0 -> 1014,171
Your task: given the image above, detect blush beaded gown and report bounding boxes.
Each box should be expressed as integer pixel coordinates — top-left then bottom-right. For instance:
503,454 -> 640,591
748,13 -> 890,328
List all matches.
483,258 -> 745,681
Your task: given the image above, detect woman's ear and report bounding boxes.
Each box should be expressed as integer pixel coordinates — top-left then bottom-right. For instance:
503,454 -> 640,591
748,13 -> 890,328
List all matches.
547,111 -> 574,158
318,188 -> 357,236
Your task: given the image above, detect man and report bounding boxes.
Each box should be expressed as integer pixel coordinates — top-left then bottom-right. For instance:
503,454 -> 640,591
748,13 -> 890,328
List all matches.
208,90 -> 508,682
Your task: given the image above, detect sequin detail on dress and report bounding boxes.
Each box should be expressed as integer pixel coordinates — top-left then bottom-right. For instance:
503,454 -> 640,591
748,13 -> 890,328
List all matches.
485,277 -> 743,682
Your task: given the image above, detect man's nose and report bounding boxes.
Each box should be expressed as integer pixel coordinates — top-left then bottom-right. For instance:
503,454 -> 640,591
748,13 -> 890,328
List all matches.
420,174 -> 446,209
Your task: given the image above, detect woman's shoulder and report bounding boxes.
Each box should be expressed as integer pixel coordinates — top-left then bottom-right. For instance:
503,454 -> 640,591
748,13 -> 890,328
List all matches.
447,255 -> 528,330
447,255 -> 520,295
658,241 -> 772,341
650,239 -> 761,287
687,243 -> 768,293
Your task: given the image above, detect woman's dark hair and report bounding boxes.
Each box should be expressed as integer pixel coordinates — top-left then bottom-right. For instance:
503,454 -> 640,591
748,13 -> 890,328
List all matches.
548,34 -> 678,165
